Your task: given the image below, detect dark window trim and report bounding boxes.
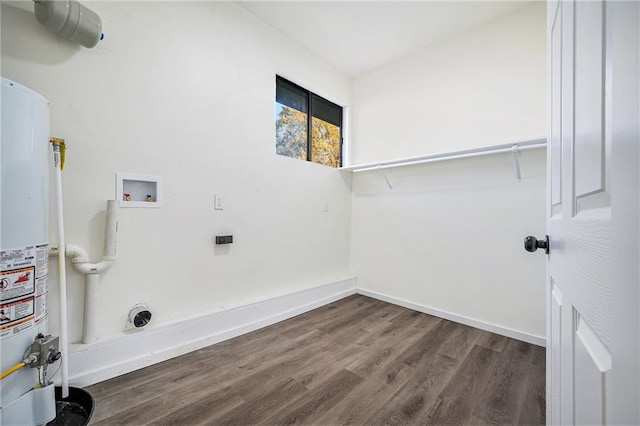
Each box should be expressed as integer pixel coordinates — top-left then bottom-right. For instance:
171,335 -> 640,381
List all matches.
276,76 -> 343,167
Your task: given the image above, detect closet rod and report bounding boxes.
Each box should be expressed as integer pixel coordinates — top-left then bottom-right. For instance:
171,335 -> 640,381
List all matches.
341,138 -> 547,173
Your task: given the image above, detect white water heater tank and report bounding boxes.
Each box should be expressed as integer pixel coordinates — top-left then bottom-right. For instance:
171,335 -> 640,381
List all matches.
0,78 -> 55,425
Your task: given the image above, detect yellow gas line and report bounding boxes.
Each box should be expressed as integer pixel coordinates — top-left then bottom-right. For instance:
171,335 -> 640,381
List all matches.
0,362 -> 26,380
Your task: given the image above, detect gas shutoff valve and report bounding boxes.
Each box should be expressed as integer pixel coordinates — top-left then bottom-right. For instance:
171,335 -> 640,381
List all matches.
26,333 -> 61,368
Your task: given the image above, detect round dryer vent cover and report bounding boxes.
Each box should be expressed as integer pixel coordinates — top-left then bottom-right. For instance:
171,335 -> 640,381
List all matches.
128,303 -> 152,329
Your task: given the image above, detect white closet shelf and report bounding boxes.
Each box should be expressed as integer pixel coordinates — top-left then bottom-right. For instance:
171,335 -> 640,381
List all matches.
340,137 -> 547,173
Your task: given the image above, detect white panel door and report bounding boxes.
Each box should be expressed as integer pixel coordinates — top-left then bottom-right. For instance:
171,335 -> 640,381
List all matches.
545,0 -> 639,424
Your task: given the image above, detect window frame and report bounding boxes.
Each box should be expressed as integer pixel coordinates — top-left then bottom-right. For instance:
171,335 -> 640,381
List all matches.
275,76 -> 343,167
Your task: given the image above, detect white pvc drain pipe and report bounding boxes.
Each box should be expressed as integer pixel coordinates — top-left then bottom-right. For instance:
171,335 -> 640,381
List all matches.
51,138 -> 70,399
66,199 -> 118,344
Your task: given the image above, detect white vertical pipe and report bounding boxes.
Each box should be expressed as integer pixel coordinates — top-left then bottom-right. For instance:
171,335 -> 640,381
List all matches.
53,146 -> 69,399
82,274 -> 99,344
66,199 -> 118,344
102,200 -> 117,260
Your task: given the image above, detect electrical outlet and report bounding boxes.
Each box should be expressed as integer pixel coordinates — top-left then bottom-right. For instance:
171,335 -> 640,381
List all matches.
214,194 -> 224,210
216,235 -> 233,244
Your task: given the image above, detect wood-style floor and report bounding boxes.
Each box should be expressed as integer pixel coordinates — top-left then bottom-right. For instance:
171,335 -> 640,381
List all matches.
87,295 -> 545,425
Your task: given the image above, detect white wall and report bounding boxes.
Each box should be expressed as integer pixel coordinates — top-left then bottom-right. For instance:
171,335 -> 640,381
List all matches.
350,3 -> 546,164
1,1 -> 352,344
351,153 -> 547,341
350,3 -> 547,341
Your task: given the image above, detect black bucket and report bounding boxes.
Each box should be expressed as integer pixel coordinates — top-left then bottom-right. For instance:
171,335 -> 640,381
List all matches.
46,386 -> 94,426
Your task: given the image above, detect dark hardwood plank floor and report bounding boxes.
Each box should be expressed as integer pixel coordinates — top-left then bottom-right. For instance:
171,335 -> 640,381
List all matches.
87,295 -> 545,425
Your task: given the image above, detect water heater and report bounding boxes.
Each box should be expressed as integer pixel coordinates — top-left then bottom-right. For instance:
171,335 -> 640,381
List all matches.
0,78 -> 56,425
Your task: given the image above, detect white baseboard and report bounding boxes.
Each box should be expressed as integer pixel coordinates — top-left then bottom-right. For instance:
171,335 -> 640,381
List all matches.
357,288 -> 546,347
68,278 -> 545,387
68,278 -> 357,387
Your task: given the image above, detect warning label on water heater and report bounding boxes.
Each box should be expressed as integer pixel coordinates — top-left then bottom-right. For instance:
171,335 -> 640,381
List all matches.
1,246 -> 36,270
0,267 -> 35,301
0,297 -> 35,335
0,245 -> 48,341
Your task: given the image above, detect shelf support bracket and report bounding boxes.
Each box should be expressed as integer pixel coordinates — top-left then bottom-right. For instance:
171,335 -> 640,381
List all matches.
512,144 -> 522,181
378,165 -> 393,189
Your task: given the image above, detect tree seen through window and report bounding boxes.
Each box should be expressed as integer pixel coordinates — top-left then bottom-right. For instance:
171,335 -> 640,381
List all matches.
275,77 -> 342,168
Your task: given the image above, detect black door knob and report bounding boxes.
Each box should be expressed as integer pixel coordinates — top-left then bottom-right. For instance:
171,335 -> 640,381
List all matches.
524,235 -> 549,254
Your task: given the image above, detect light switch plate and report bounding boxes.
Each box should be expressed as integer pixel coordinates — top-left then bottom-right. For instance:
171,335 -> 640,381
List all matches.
214,194 -> 224,210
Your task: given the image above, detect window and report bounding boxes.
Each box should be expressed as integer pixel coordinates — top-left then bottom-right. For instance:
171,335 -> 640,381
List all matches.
275,76 -> 343,168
